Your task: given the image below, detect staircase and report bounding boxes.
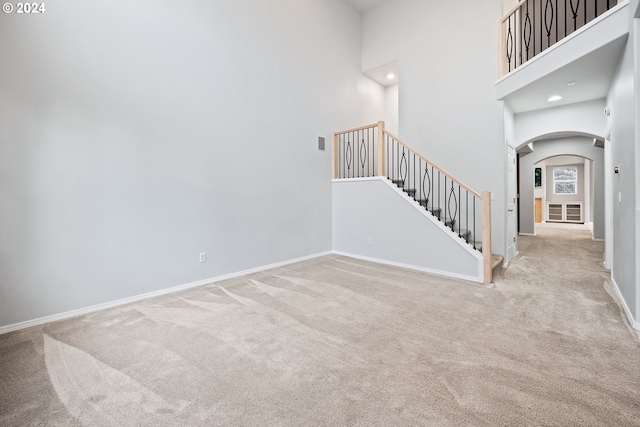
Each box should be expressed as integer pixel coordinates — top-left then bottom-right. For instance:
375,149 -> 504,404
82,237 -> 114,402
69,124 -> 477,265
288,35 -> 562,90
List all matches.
390,177 -> 481,252
333,121 -> 501,284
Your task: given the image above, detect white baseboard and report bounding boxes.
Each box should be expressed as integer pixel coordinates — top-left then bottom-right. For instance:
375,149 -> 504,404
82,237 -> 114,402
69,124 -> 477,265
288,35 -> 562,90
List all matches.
610,277 -> 640,332
0,251 -> 333,335
518,232 -> 535,236
332,251 -> 483,284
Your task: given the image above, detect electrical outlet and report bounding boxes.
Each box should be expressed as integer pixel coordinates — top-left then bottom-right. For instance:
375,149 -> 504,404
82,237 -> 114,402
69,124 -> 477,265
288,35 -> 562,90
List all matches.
199,252 -> 207,263
367,238 -> 373,245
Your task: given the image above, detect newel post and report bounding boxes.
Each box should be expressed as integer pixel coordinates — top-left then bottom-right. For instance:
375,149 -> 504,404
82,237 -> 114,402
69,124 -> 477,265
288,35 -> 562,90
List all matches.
482,191 -> 492,284
377,121 -> 385,177
332,132 -> 338,179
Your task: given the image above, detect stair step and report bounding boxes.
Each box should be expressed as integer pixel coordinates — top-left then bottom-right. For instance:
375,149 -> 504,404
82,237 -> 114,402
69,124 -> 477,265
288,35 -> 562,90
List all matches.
405,188 -> 416,197
391,179 -> 404,186
491,254 -> 504,271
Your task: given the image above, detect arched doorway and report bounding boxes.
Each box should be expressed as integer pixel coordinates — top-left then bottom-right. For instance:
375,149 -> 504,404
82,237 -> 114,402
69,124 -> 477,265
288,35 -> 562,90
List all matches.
517,135 -> 605,240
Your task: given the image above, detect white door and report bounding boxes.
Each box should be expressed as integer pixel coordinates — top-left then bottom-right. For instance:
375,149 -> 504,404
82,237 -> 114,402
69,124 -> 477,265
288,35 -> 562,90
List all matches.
507,144 -> 517,262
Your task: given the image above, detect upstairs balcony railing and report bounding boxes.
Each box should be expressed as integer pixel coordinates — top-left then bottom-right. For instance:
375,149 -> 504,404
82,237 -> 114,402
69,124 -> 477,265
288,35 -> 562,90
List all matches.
500,0 -> 619,76
333,122 -> 494,284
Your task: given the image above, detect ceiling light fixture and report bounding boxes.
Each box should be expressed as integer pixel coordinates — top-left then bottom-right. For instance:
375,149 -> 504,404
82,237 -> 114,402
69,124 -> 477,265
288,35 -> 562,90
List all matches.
387,73 -> 396,80
548,95 -> 562,102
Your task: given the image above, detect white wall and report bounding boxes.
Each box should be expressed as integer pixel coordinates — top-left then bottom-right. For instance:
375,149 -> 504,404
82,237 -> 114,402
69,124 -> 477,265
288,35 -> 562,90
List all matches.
606,19 -> 637,324
362,0 -> 507,257
384,84 -> 399,135
0,0 -> 385,329
514,99 -> 607,147
333,178 -> 482,282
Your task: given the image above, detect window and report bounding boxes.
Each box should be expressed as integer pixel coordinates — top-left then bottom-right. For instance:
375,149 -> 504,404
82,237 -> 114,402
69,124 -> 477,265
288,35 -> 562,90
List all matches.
553,167 -> 577,194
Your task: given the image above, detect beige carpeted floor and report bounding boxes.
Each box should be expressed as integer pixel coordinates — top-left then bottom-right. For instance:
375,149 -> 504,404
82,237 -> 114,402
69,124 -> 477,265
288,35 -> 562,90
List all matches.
2,226 -> 640,426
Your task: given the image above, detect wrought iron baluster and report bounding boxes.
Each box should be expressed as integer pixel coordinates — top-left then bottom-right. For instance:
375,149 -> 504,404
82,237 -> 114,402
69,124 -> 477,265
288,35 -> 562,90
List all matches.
448,181 -> 457,232
399,148 -> 407,187
524,1 -> 532,60
555,0 -> 558,43
540,0 -> 543,52
473,197 -> 477,250
506,16 -> 514,71
458,186 -> 461,237
570,0 -> 579,31
359,137 -> 366,178
564,0 -> 567,37
544,0 -> 554,48
345,139 -> 352,178
438,172 -> 441,222
466,191 -> 469,244
444,176 -> 448,224
533,0 -> 536,55
413,153 -> 417,198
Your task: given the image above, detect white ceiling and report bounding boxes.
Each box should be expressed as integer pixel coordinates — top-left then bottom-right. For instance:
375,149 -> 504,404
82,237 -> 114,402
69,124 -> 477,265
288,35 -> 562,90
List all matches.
503,37 -> 627,114
364,60 -> 398,87
346,0 -> 386,12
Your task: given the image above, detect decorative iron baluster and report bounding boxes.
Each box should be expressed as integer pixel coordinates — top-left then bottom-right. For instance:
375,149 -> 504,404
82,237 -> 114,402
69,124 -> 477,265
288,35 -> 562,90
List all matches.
370,128 -> 374,176
359,137 -> 367,177
458,186 -> 462,238
544,0 -> 554,47
544,0 -> 554,48
473,197 -> 477,250
524,5 -> 532,60
422,164 -> 431,209
399,148 -> 407,187
555,0 -> 558,43
506,16 -> 514,71
466,191 -> 469,244
345,139 -> 352,178
448,182 -> 457,232
564,0 -> 567,37
570,0 -> 579,31
533,0 -> 536,56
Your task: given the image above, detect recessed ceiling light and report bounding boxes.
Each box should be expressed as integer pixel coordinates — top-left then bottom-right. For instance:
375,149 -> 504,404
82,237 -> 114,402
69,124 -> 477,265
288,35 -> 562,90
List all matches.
387,73 -> 396,80
568,81 -> 576,86
548,95 -> 562,102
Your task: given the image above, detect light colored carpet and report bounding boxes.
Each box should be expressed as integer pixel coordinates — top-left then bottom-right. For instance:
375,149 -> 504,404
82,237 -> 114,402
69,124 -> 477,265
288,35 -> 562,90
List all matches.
2,227 -> 640,426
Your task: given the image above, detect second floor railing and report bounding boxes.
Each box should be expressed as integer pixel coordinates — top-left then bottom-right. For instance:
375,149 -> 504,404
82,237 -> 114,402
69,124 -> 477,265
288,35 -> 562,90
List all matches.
500,0 -> 619,76
333,122 -> 494,284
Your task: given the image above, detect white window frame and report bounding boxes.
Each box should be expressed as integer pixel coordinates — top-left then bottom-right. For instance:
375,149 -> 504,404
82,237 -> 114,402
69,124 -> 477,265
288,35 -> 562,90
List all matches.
553,166 -> 578,195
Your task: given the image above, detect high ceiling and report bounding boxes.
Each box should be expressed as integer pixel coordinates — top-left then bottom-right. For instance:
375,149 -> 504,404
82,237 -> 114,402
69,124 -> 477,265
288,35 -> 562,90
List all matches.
345,0 -> 386,12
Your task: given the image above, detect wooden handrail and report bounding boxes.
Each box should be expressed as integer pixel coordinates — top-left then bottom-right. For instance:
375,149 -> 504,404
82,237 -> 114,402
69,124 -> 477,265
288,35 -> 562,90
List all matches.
500,0 -> 525,24
383,130 -> 482,199
333,122 -> 379,135
333,121 -> 494,284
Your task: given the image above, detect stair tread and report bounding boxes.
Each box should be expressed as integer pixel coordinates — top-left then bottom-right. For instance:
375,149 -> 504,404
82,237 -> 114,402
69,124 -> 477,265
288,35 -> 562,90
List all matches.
491,254 -> 504,270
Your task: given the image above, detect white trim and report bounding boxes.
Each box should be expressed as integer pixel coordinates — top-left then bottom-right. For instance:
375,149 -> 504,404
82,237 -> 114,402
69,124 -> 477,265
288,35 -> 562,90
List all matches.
519,232 -> 536,236
610,277 -> 640,332
332,176 -> 385,183
332,251 -> 484,284
0,251 -> 332,335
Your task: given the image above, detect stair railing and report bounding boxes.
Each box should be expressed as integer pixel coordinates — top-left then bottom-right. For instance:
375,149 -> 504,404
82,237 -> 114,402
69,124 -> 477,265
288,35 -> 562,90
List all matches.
499,0 -> 619,76
333,121 -> 493,284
